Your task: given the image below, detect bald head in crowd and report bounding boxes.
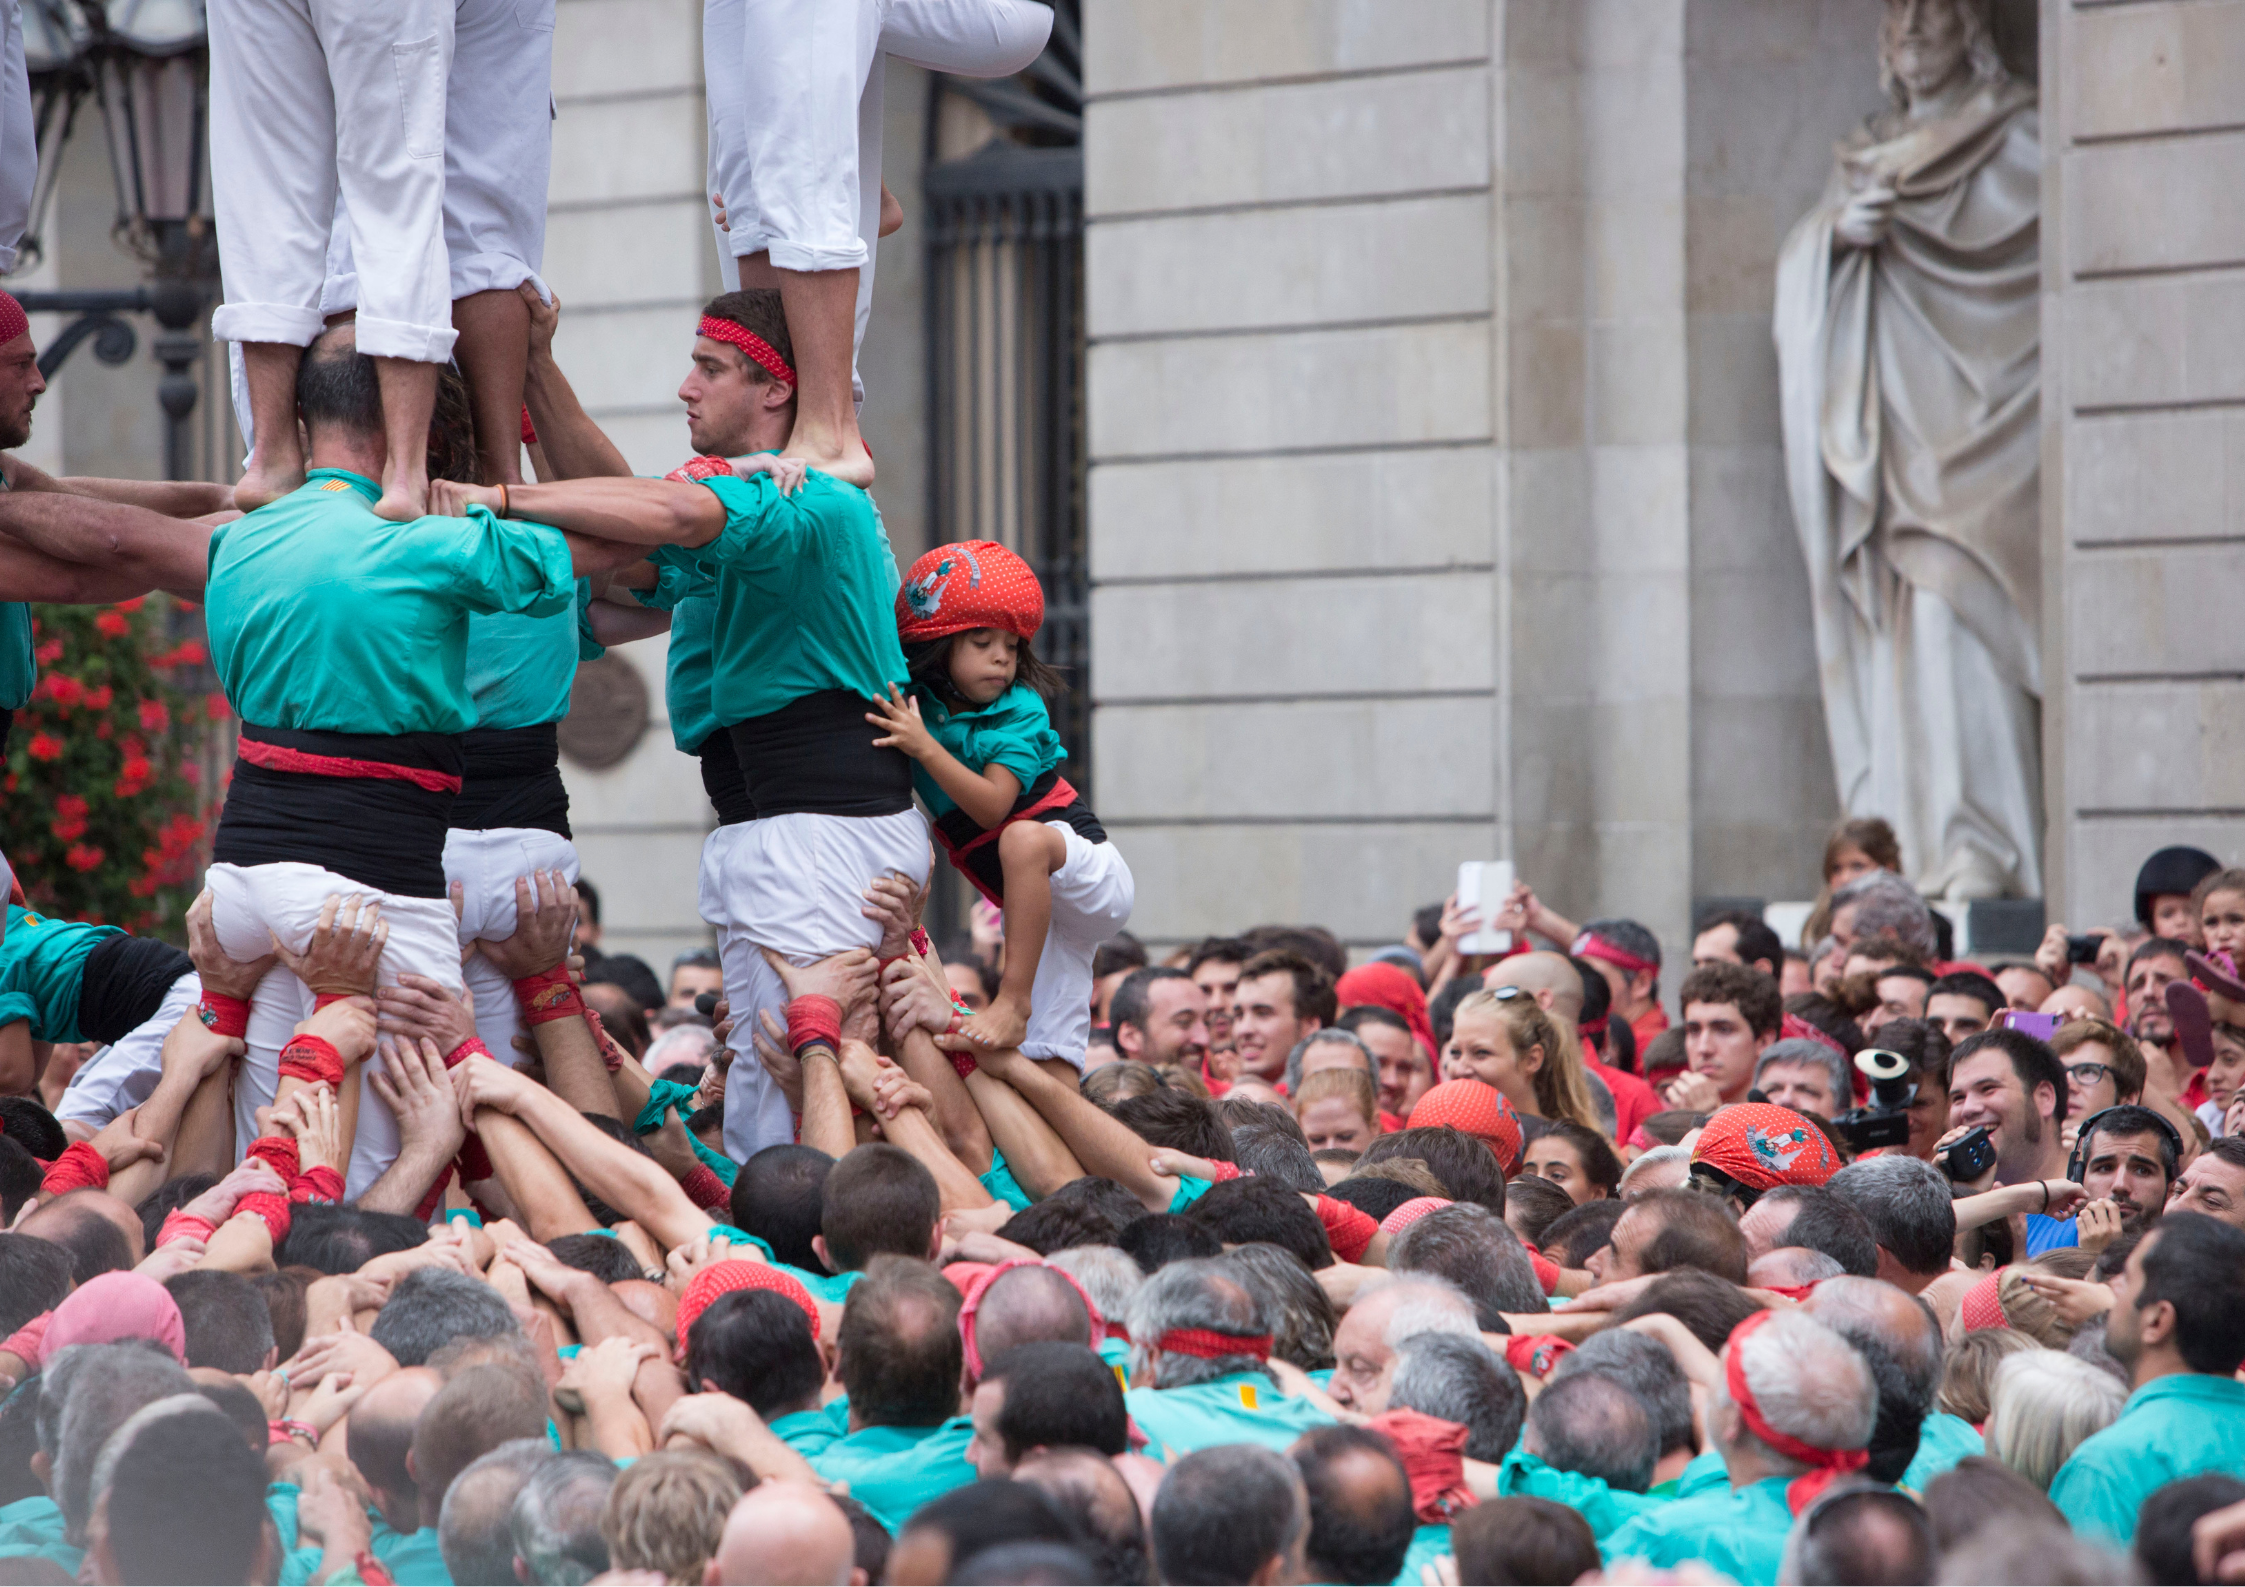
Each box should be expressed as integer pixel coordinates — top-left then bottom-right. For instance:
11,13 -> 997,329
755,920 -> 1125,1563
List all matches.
968,1264 -> 1093,1386
409,1364 -> 548,1523
349,1367 -> 442,1533
709,1480 -> 859,1586
1484,952 -> 1583,1018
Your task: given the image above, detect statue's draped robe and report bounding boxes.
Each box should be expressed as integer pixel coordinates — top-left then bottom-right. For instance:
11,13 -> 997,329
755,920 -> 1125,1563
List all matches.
1776,80 -> 2042,897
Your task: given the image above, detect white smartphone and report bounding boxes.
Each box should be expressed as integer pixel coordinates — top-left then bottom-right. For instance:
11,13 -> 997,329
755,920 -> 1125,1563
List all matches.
1455,861 -> 1515,956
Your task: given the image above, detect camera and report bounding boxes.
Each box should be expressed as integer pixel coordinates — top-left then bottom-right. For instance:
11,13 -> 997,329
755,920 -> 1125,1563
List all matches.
1831,1048 -> 1917,1153
2067,932 -> 2104,965
1938,1124 -> 1998,1184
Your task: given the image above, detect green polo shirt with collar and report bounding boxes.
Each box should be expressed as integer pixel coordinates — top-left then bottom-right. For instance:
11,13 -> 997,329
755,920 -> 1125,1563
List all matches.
1604,1473 -> 1794,1586
1124,1370 -> 1335,1461
808,1416 -> 977,1532
1497,1447 -> 1669,1539
2050,1373 -> 2245,1543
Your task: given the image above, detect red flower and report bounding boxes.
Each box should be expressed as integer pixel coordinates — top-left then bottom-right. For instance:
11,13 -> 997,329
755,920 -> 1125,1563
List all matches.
205,693 -> 230,722
115,597 -> 145,613
25,733 -> 60,762
52,796 -> 87,842
179,761 -> 200,787
40,674 -> 83,710
63,843 -> 104,873
155,641 -> 206,670
32,640 -> 61,665
137,699 -> 169,733
94,612 -> 130,639
93,722 -> 112,740
82,685 -> 112,711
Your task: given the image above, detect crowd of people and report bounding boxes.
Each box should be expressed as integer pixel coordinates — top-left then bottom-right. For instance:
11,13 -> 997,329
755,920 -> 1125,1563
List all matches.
0,2 -> 2243,1584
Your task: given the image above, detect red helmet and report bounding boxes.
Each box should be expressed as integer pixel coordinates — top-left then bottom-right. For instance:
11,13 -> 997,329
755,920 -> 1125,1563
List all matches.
896,540 -> 1043,643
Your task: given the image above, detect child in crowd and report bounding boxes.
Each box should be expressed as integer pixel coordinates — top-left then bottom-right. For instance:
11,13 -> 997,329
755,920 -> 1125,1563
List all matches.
2198,869 -> 2245,964
1293,1066 -> 1379,1154
868,541 -> 1132,1066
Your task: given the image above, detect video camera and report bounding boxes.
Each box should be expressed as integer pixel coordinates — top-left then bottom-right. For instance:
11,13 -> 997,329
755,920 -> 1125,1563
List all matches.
1830,1047 -> 1916,1154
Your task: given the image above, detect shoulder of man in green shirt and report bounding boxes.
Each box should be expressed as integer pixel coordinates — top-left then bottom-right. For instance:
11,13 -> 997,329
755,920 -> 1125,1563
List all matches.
1123,1370 -> 1335,1461
1497,1448 -> 1669,1540
2050,1375 -> 2245,1544
808,1416 -> 977,1533
0,905 -> 118,1042
1603,1475 -> 1793,1587
1899,1411 -> 1985,1493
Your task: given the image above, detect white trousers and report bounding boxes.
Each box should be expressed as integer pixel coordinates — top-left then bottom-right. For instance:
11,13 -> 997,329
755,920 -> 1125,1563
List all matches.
322,0 -> 554,316
54,972 -> 203,1131
0,0 -> 34,274
1017,829 -> 1134,1070
698,809 -> 931,1160
443,826 -> 579,1065
207,0 -> 457,361
703,0 -> 1051,395
206,860 -> 465,1199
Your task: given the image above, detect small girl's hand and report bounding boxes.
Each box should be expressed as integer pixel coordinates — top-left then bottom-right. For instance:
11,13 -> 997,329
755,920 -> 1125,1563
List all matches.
866,685 -> 936,761
733,454 -> 809,496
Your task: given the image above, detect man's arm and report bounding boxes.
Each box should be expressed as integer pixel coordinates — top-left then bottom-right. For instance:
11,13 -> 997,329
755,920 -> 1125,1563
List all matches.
975,1048 -> 1178,1213
0,491 -> 211,600
2,455 -> 233,517
518,284 -> 636,483
431,476 -> 727,550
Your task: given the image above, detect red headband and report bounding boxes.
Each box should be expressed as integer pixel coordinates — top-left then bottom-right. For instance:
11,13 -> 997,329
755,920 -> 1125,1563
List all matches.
696,316 -> 795,387
1156,1327 -> 1272,1360
1573,931 -> 1657,976
1725,1311 -> 1868,1513
958,1258 -> 1108,1380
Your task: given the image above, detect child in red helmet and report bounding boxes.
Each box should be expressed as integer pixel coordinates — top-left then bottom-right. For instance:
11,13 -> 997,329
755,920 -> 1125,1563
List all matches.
869,541 -> 1133,1062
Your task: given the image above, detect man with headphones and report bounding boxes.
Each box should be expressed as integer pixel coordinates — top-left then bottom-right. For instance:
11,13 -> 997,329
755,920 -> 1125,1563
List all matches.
2070,1103 -> 2181,1252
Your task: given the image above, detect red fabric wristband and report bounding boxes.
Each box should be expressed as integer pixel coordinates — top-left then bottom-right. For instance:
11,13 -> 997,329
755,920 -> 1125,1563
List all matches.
412,1166 -> 457,1224
198,991 -> 251,1038
158,1209 -> 218,1247
356,1550 -> 396,1586
1204,1160 -> 1244,1183
681,1164 -> 729,1211
457,1134 -> 494,1185
247,1135 -> 301,1182
582,1006 -> 626,1072
1,1313 -> 49,1369
278,1035 -> 344,1087
236,1191 -> 291,1248
312,992 -> 353,1012
445,1036 -> 491,1068
40,1141 -> 108,1197
787,995 -> 842,1057
910,927 -> 932,957
1530,1250 -> 1562,1296
520,405 -> 538,446
291,1165 -> 345,1205
950,1047 -> 980,1079
1504,1334 -> 1574,1377
1314,1196 -> 1380,1264
513,965 -> 586,1027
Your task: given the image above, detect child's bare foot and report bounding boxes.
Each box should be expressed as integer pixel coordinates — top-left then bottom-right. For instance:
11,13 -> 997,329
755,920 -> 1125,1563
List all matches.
374,465 -> 430,522
960,994 -> 1028,1054
233,450 -> 305,511
782,432 -> 874,490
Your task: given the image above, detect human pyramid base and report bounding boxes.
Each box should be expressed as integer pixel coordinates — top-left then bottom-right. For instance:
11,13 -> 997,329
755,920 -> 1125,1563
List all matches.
4,0 -> 2245,1582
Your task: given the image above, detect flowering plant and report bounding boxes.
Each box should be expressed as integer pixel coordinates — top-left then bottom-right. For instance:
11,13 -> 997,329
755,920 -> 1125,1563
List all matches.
3,598 -> 225,932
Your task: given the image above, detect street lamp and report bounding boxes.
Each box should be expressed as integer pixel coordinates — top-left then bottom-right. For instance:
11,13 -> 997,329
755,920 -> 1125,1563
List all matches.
16,0 -> 215,481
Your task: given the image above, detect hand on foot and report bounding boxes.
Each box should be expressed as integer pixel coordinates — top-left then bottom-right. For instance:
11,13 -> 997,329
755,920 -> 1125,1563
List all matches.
781,435 -> 874,490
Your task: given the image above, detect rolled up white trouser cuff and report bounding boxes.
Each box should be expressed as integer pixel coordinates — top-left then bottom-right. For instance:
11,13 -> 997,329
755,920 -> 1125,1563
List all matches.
444,827 -> 580,1065
349,313 -> 459,364
54,972 -> 204,1130
206,860 -> 465,1199
700,808 -> 932,1160
209,303 -> 328,347
1017,830 -> 1135,1070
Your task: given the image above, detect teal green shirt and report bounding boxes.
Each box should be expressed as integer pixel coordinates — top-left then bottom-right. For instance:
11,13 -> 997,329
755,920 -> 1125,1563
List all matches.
1604,1474 -> 1794,1586
1900,1411 -> 1984,1493
980,1148 -> 1034,1213
666,592 -> 722,754
1168,1175 -> 1213,1215
0,904 -> 121,1040
775,1262 -> 862,1306
1497,1448 -> 1667,1540
1393,1524 -> 1452,1585
462,579 -> 591,730
206,471 -> 574,734
2049,1374 -> 2245,1543
696,473 -> 905,725
774,1400 -> 852,1461
908,682 -> 1064,823
271,1482 -> 453,1585
1672,1447 -> 1727,1498
809,1416 -> 976,1532
0,604 -> 30,711
1124,1371 -> 1335,1461
0,1493 -> 76,1575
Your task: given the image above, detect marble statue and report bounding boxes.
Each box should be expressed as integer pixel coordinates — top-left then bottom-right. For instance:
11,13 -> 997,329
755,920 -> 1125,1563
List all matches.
1775,0 -> 2041,900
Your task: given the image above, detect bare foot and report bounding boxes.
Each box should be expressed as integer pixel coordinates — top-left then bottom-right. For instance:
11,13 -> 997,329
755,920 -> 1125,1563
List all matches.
373,466 -> 430,522
960,994 -> 1028,1054
782,433 -> 875,490
234,452 -> 306,511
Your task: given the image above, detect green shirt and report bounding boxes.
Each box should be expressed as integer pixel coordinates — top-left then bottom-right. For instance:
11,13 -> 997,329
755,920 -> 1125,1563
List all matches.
0,604 -> 30,711
0,904 -> 121,1040
1393,1524 -> 1451,1585
809,1415 -> 977,1532
666,592 -> 723,755
775,1262 -> 862,1306
908,682 -> 1064,823
0,1493 -> 76,1575
462,579 -> 594,731
1497,1448 -> 1667,1540
696,473 -> 906,725
980,1148 -> 1034,1213
271,1482 -> 453,1586
1124,1370 -> 1336,1461
205,470 -> 574,734
774,1400 -> 852,1461
2049,1373 -> 2245,1543
1604,1473 -> 1794,1586
1168,1175 -> 1213,1215
1899,1411 -> 1984,1493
